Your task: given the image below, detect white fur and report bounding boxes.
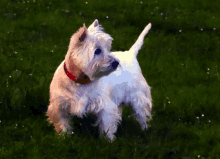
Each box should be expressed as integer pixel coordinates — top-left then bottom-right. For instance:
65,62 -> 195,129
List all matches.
47,20 -> 152,141
98,24 -> 152,140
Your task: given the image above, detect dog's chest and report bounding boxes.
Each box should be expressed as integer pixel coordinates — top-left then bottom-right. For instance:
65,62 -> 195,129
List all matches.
68,83 -> 103,114
72,83 -> 97,99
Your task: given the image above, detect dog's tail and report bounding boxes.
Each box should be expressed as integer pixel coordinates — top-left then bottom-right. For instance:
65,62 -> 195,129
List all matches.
129,23 -> 151,56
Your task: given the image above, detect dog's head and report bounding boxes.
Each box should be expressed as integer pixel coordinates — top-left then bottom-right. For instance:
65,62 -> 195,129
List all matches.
65,19 -> 119,82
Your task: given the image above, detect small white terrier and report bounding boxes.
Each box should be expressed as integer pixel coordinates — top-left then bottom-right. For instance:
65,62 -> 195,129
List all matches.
47,19 -> 152,141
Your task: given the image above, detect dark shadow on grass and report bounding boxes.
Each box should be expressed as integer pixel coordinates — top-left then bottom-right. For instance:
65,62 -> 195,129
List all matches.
116,106 -> 146,138
71,113 -> 100,139
70,106 -> 148,140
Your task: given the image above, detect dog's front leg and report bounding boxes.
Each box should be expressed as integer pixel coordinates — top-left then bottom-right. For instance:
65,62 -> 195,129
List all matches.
97,101 -> 121,141
47,97 -> 72,134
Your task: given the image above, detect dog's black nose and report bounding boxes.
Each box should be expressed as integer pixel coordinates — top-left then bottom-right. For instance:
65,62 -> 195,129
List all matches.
111,61 -> 119,69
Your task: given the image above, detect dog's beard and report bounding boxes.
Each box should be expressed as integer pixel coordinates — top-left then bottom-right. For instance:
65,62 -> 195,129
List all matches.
92,61 -> 119,78
93,67 -> 116,78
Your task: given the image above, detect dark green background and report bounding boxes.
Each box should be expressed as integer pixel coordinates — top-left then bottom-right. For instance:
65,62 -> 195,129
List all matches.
1,0 -> 220,158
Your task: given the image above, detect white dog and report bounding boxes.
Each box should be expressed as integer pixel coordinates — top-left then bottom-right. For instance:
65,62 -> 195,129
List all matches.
47,19 -> 152,141
99,23 -> 152,140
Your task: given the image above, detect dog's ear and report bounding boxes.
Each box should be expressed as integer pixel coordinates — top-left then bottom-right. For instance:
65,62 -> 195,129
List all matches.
68,25 -> 87,51
92,19 -> 99,27
78,25 -> 87,42
88,19 -> 99,31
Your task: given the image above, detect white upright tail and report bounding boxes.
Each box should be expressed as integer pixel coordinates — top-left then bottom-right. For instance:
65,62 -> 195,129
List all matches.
129,23 -> 151,56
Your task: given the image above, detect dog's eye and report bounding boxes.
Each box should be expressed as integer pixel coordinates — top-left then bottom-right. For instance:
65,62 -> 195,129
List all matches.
95,48 -> 102,55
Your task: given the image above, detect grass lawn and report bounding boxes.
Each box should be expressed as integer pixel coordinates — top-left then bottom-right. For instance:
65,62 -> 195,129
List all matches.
1,0 -> 220,158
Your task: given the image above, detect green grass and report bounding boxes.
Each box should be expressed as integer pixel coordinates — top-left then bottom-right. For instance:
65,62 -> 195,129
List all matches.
1,0 -> 220,158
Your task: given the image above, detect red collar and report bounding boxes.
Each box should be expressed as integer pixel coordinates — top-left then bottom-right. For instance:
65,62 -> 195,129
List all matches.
64,62 -> 91,85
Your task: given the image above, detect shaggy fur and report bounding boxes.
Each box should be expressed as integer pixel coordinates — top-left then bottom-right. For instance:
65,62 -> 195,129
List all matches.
47,19 -> 152,141
98,23 -> 152,140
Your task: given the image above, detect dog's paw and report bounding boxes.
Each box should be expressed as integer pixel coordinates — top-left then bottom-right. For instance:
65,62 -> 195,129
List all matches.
107,133 -> 116,141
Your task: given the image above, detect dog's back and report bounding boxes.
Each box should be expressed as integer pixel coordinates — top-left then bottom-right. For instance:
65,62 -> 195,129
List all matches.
101,23 -> 152,106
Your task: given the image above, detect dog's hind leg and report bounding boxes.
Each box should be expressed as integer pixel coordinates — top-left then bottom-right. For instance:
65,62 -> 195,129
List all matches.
130,91 -> 152,130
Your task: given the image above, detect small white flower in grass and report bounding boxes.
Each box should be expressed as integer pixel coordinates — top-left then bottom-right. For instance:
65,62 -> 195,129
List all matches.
209,120 -> 211,123
213,28 -> 216,30
207,68 -> 210,70
168,101 -> 170,104
201,114 -> 204,117
15,51 -> 17,54
198,155 -> 200,158
106,16 -> 108,18
179,30 -> 182,32
201,28 -> 203,31
9,75 -> 11,78
196,116 -> 199,119
160,13 -> 163,15
140,1 -> 143,3
85,2 -> 88,4
51,50 -> 53,52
